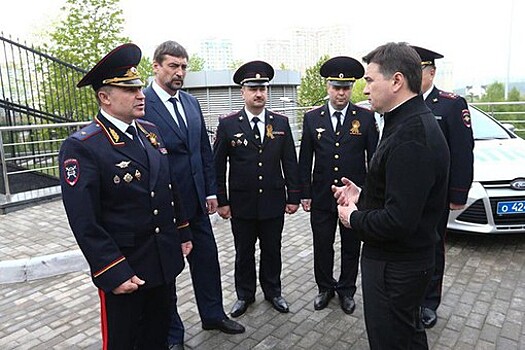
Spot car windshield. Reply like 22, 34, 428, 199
470, 106, 514, 140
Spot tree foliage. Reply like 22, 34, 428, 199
298, 55, 330, 107
40, 0, 132, 122
351, 79, 367, 104
188, 54, 205, 72
228, 59, 244, 70
46, 0, 130, 70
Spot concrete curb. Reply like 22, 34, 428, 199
0, 249, 88, 284
0, 213, 223, 284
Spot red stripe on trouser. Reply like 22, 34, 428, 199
98, 289, 108, 350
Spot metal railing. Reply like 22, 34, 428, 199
0, 122, 88, 201
471, 101, 525, 136
1, 101, 524, 205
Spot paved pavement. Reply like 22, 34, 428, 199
1, 199, 525, 349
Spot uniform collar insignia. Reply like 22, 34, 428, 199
109, 128, 120, 143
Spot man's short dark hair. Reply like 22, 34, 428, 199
362, 42, 422, 94
153, 40, 189, 63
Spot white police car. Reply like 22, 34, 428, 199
448, 105, 525, 234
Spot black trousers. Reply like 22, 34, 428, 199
168, 211, 227, 345
422, 209, 449, 310
311, 208, 360, 296
361, 256, 432, 350
99, 283, 172, 350
230, 216, 284, 300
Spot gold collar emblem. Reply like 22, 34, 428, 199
109, 128, 120, 142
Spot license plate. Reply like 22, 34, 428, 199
496, 200, 525, 215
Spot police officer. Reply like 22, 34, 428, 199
59, 43, 192, 350
213, 61, 301, 317
411, 45, 474, 328
299, 56, 378, 314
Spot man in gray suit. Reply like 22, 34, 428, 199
143, 40, 244, 350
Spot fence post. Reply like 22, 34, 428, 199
0, 130, 12, 201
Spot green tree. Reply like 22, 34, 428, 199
298, 55, 330, 107
41, 0, 131, 122
481, 82, 505, 102
46, 0, 130, 70
351, 79, 367, 104
138, 56, 153, 85
228, 59, 244, 70
188, 54, 205, 72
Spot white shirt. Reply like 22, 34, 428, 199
100, 109, 140, 141
328, 103, 349, 131
152, 81, 188, 127
245, 108, 265, 141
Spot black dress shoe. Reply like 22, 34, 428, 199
230, 299, 254, 318
421, 307, 437, 328
267, 296, 289, 313
314, 290, 335, 310
340, 295, 356, 315
202, 317, 246, 334
168, 344, 185, 350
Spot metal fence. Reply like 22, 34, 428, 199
0, 34, 97, 205
471, 101, 525, 137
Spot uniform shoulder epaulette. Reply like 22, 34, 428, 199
137, 118, 156, 128
268, 110, 288, 119
354, 103, 372, 112
219, 111, 240, 120
71, 122, 101, 141
439, 90, 459, 100
306, 105, 323, 113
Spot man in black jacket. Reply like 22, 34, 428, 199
334, 42, 450, 350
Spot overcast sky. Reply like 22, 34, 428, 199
2, 0, 523, 89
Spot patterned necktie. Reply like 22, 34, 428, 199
334, 111, 342, 134
252, 117, 261, 143
168, 97, 188, 135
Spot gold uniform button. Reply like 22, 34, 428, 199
155, 227, 160, 234
334, 167, 339, 171
173, 218, 177, 224
258, 162, 263, 167
259, 149, 263, 154
171, 201, 174, 207
150, 191, 155, 198
259, 188, 263, 193
335, 142, 340, 147
334, 179, 339, 184
258, 175, 263, 180
334, 154, 339, 159
153, 209, 159, 215
168, 184, 172, 190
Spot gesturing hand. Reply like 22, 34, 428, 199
332, 177, 361, 206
